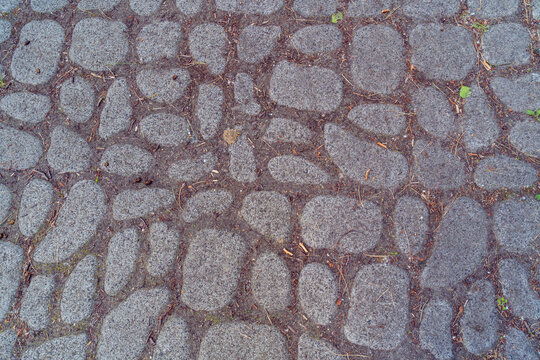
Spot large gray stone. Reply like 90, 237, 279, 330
112, 188, 174, 221
0, 126, 42, 170
196, 84, 223, 140
146, 222, 180, 277
18, 179, 53, 236
198, 322, 287, 360
494, 199, 539, 254
251, 252, 291, 312
468, 0, 519, 18
59, 76, 95, 124
78, 0, 121, 11
504, 328, 538, 360
0, 241, 23, 321
462, 84, 499, 152
393, 196, 428, 255
21, 334, 87, 360
0, 0, 19, 12
351, 25, 404, 94
153, 316, 191, 360
491, 74, 540, 113
104, 227, 140, 296
411, 86, 454, 138
263, 118, 313, 144
100, 144, 155, 176
167, 152, 216, 182
270, 61, 342, 112
291, 25, 342, 54
509, 121, 540, 158
33, 180, 106, 263
10, 20, 64, 85
99, 78, 132, 139
0, 19, 11, 43
176, 0, 202, 15
60, 255, 97, 324
31, 0, 68, 12
268, 155, 330, 184
129, 0, 162, 15
403, 0, 459, 19
97, 288, 170, 360
20, 275, 54, 330
189, 23, 226, 75
473, 156, 536, 190
237, 25, 281, 64
0, 184, 10, 225
140, 113, 190, 146
69, 18, 128, 71
47, 126, 91, 174
294, 0, 336, 16
301, 195, 381, 253
182, 189, 233, 223
410, 24, 475, 80
215, 0, 283, 14
347, 0, 393, 17
240, 191, 291, 242
482, 23, 530, 66
419, 299, 453, 360
298, 263, 337, 325
233, 73, 260, 115
499, 259, 540, 321
345, 264, 409, 350
421, 197, 487, 289
0, 92, 51, 124
136, 68, 190, 103
297, 334, 341, 360
0, 330, 16, 360
347, 103, 406, 135
181, 229, 246, 311
229, 133, 257, 183
324, 123, 408, 189
137, 21, 181, 63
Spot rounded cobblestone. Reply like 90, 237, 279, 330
482, 23, 530, 66
153, 316, 191, 360
347, 103, 406, 136
509, 121, 540, 158
491, 74, 540, 113
0, 329, 16, 360
1, 92, 51, 124
168, 152, 216, 182
189, 23, 227, 75
0, 19, 11, 43
18, 179, 53, 236
112, 188, 174, 221
473, 155, 536, 190
268, 155, 330, 184
493, 198, 539, 254
411, 86, 455, 138
393, 196, 428, 256
140, 113, 190, 146
499, 259, 540, 321
182, 189, 233, 223
31, 0, 68, 12
215, 0, 283, 14
100, 144, 155, 176
137, 21, 181, 63
21, 334, 87, 360
291, 25, 342, 54
419, 299, 453, 360
462, 84, 499, 152
0, 184, 11, 225
196, 84, 223, 140
59, 76, 95, 124
468, 0, 519, 18
298, 263, 337, 326
99, 78, 132, 139
0, 241, 23, 321
237, 25, 280, 64
104, 227, 140, 296
263, 118, 313, 144
146, 222, 180, 277
297, 333, 341, 360
240, 191, 291, 242
251, 252, 291, 312
136, 68, 190, 104
47, 126, 91, 174
20, 275, 54, 330
0, 126, 42, 170
60, 255, 97, 324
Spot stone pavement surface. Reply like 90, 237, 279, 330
0, 0, 539, 359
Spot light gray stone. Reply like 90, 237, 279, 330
233, 73, 260, 115
294, 0, 337, 16
0, 0, 19, 12
0, 241, 23, 321
104, 227, 140, 296
411, 86, 454, 138
18, 179, 53, 236
189, 23, 227, 75
491, 74, 540, 113
462, 84, 499, 152
499, 259, 540, 321
33, 180, 106, 263
47, 126, 91, 174
270, 61, 342, 112
99, 78, 132, 139
0, 330, 16, 360
299, 263, 337, 325
345, 264, 409, 350
0, 125, 42, 170
393, 196, 428, 255
140, 113, 190, 146
196, 84, 223, 140
69, 18, 128, 71
181, 229, 246, 311
410, 24, 475, 80
59, 76, 95, 123
112, 188, 174, 221
31, 0, 68, 12
100, 144, 155, 176
291, 25, 342, 54
168, 152, 216, 182
198, 322, 287, 360
324, 123, 408, 189
215, 0, 284, 14
348, 103, 406, 135
0, 19, 11, 43
0, 184, 10, 225
268, 155, 330, 184
301, 195, 381, 253
229, 133, 257, 183
97, 288, 170, 360
0, 92, 51, 124
421, 197, 487, 289
20, 275, 54, 330
78, 0, 121, 11
251, 252, 291, 312
60, 255, 97, 324
137, 21, 181, 63
534, 0, 540, 20
263, 118, 313, 144
176, 0, 202, 15
182, 189, 233, 223
482, 23, 530, 66
347, 0, 393, 17
509, 121, 540, 158
468, 0, 519, 18
237, 25, 281, 64
504, 328, 538, 360
10, 20, 64, 85
240, 191, 291, 242
147, 222, 180, 277
130, 0, 162, 15
136, 68, 190, 103
298, 334, 341, 360
473, 155, 536, 190
153, 316, 191, 360
403, 0, 459, 19
419, 300, 453, 360
21, 334, 87, 360
494, 199, 539, 254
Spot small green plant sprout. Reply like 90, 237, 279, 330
460, 86, 472, 99
525, 109, 540, 122
472, 22, 490, 32
496, 296, 508, 311
0, 74, 7, 88
331, 11, 343, 23
535, 194, 540, 201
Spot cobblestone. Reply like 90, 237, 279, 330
0, 19, 11, 43
1, 92, 51, 124
491, 74, 540, 113
153, 316, 191, 360
129, 0, 162, 15
140, 113, 190, 146
0, 241, 23, 321
30, 0, 67, 12
298, 262, 337, 325
182, 189, 233, 223
20, 274, 54, 330
251, 252, 291, 312
99, 78, 132, 139
504, 328, 538, 360
196, 84, 223, 140
137, 22, 181, 63
493, 198, 539, 254
268, 155, 330, 184
18, 178, 53, 236
60, 255, 97, 324
59, 76, 95, 124
468, 0, 519, 18
237, 25, 280, 64
347, 103, 406, 136
215, 0, 283, 14
168, 152, 216, 182
393, 196, 428, 255
0, 184, 11, 225
297, 333, 341, 360
462, 84, 499, 152
473, 155, 536, 190
100, 144, 155, 176
0, 126, 42, 170
104, 227, 140, 296
189, 24, 227, 75
291, 25, 342, 54
0, 329, 16, 360
419, 299, 453, 360
136, 68, 190, 104
482, 23, 530, 66
499, 259, 540, 321
47, 125, 91, 174
112, 188, 174, 221
411, 86, 454, 138
146, 222, 180, 277
263, 118, 313, 144
509, 121, 540, 158
240, 191, 291, 242
21, 334, 87, 360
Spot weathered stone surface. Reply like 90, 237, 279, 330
237, 25, 280, 63
100, 144, 154, 176
233, 73, 260, 115
0, 19, 11, 43
0, 0, 19, 12
18, 179, 53, 236
130, 0, 162, 15
494, 199, 539, 254
491, 74, 540, 113
20, 275, 54, 330
482, 23, 530, 66
461, 280, 498, 356
147, 222, 180, 277
268, 155, 330, 184
410, 24, 475, 80
534, 0, 540, 20
60, 76, 95, 123
78, 0, 121, 11
137, 21, 181, 63
324, 123, 408, 189
182, 189, 233, 223
0, 241, 23, 321
294, 0, 336, 16
215, 0, 283, 14
297, 334, 340, 360
168, 152, 216, 182
412, 140, 466, 190
403, 0, 459, 19
60, 255, 97, 324
251, 252, 291, 312
140, 113, 190, 146
301, 195, 381, 253
468, 0, 519, 18
509, 121, 540, 158
411, 86, 454, 138
270, 61, 342, 112
112, 188, 174, 221
47, 126, 91, 174
0, 126, 42, 170
240, 191, 291, 242
462, 84, 499, 152
181, 229, 246, 311
348, 103, 406, 135
176, 0, 202, 15
33, 180, 106, 263
421, 197, 487, 289
347, 0, 393, 17
504, 328, 538, 360
198, 322, 287, 360
10, 20, 64, 85
0, 184, 10, 225
153, 316, 191, 360
393, 196, 428, 255
196, 84, 223, 140
0, 330, 16, 360
104, 227, 140, 296
291, 25, 341, 54
229, 133, 257, 183
419, 299, 453, 360
189, 23, 226, 75
31, 0, 68, 12
69, 18, 128, 71
136, 68, 190, 103
473, 156, 536, 190
351, 25, 404, 94
263, 118, 313, 144
499, 259, 540, 321
299, 263, 337, 325
345, 264, 409, 350
97, 288, 170, 360
99, 78, 132, 139
21, 334, 87, 360
0, 92, 51, 124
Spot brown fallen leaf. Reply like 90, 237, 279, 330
223, 129, 240, 145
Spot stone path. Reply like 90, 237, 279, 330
0, 0, 539, 359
